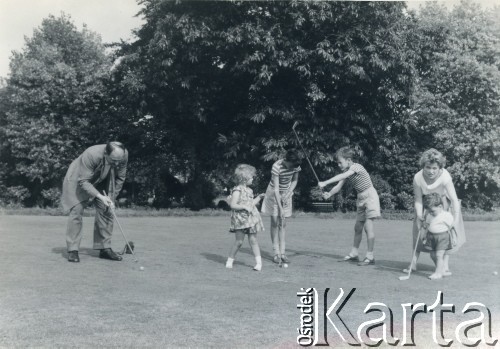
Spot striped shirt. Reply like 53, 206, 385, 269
347, 163, 373, 193
269, 159, 301, 191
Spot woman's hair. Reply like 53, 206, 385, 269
423, 192, 443, 210
234, 164, 256, 184
335, 146, 357, 161
419, 148, 446, 169
284, 149, 301, 166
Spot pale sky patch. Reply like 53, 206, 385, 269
0, 0, 144, 78
0, 0, 498, 79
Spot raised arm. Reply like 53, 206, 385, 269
318, 170, 354, 188
323, 180, 345, 200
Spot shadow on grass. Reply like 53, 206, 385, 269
201, 248, 283, 267
374, 259, 435, 274
285, 249, 344, 261
52, 246, 100, 259
230, 248, 342, 263
200, 252, 250, 267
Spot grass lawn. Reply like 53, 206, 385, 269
0, 214, 499, 348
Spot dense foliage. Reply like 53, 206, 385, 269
0, 1, 498, 210
0, 14, 114, 206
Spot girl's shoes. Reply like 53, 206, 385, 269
340, 254, 359, 262
281, 255, 290, 263
443, 270, 452, 276
428, 273, 443, 280
253, 264, 262, 271
358, 257, 375, 266
273, 255, 281, 264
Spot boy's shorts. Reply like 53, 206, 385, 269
260, 185, 293, 218
356, 187, 381, 222
423, 231, 452, 251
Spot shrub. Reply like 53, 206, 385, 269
396, 191, 414, 211
379, 192, 396, 210
41, 187, 61, 207
0, 185, 31, 206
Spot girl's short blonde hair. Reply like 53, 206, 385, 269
234, 164, 256, 184
419, 148, 446, 169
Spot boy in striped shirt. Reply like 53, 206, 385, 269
261, 149, 301, 264
319, 147, 381, 266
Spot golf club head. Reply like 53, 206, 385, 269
125, 241, 134, 254
292, 121, 299, 131
399, 275, 410, 281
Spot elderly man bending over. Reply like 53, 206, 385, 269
61, 142, 128, 263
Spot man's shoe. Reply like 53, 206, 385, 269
99, 248, 123, 261
357, 257, 375, 266
68, 250, 80, 263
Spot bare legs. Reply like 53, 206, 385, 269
407, 218, 452, 275
351, 219, 375, 260
227, 230, 262, 270
270, 216, 286, 258
429, 250, 445, 279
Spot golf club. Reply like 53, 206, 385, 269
278, 216, 284, 268
292, 121, 320, 184
399, 226, 423, 281
104, 191, 139, 263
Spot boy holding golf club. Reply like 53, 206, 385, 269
319, 147, 380, 266
226, 164, 265, 271
261, 149, 301, 265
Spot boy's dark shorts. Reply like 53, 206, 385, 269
424, 232, 452, 251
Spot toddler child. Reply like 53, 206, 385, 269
226, 164, 265, 271
422, 192, 454, 280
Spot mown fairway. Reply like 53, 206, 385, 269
0, 215, 499, 348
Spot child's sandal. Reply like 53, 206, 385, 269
339, 255, 359, 262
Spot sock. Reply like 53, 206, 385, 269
350, 247, 359, 257
226, 257, 234, 268
254, 256, 262, 271
366, 251, 374, 260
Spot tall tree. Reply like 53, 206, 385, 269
0, 14, 113, 206
408, 1, 500, 209
116, 0, 414, 207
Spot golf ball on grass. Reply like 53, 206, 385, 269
139, 266, 144, 271
493, 271, 498, 276
283, 263, 288, 268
